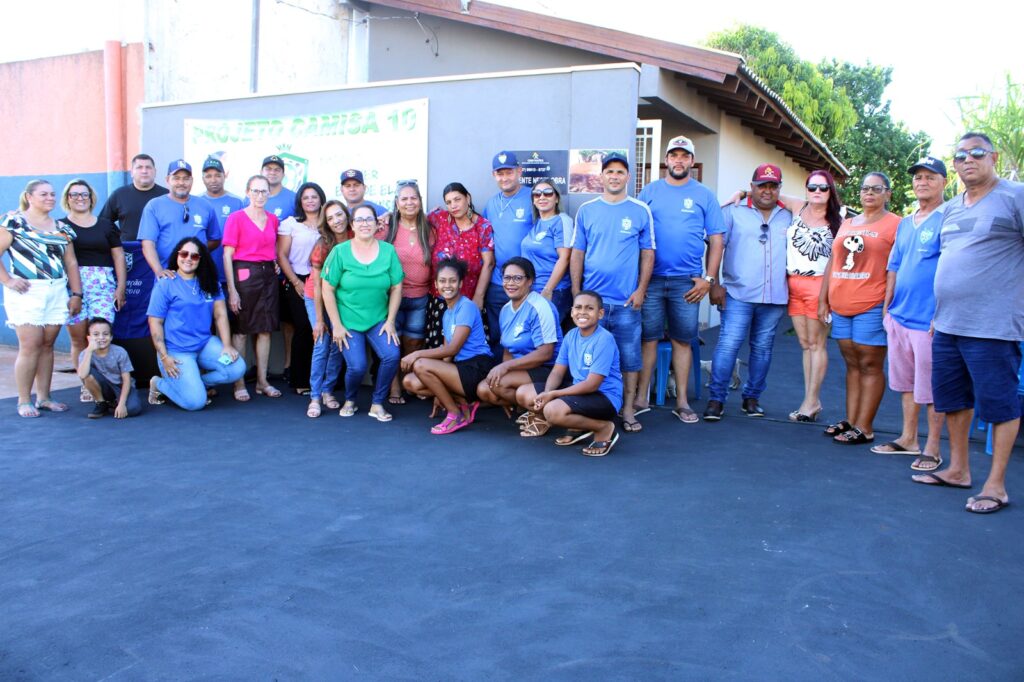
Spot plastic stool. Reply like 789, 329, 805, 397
654, 337, 701, 406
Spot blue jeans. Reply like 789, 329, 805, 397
641, 275, 701, 341
88, 367, 143, 416
304, 297, 344, 401
341, 320, 401, 404
709, 295, 786, 403
485, 286, 509, 359
599, 303, 642, 372
156, 336, 247, 411
549, 288, 573, 323
396, 294, 429, 340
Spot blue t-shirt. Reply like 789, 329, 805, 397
572, 197, 655, 305
521, 213, 573, 292
146, 276, 224, 354
484, 185, 534, 285
499, 291, 562, 364
243, 187, 297, 221
137, 195, 223, 268
638, 178, 725, 277
348, 199, 389, 218
443, 296, 491, 361
203, 192, 244, 281
887, 207, 945, 331
555, 326, 623, 412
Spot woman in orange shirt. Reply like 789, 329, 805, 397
818, 172, 899, 445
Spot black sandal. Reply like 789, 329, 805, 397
823, 420, 852, 437
833, 427, 874, 445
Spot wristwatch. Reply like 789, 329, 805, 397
70, 292, 83, 298
703, 276, 716, 285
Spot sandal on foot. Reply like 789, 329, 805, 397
824, 420, 852, 436
672, 407, 699, 424
368, 408, 393, 422
388, 394, 406, 405
632, 406, 651, 417
233, 388, 250, 402
520, 415, 550, 438
622, 418, 643, 433
322, 394, 340, 410
833, 427, 873, 445
910, 454, 943, 472
965, 495, 1010, 514
339, 403, 358, 417
582, 431, 619, 457
516, 411, 531, 425
555, 429, 593, 446
149, 378, 167, 405
35, 399, 68, 412
871, 441, 922, 455
17, 403, 40, 418
912, 472, 972, 489
256, 384, 282, 398
431, 412, 468, 435
461, 401, 480, 425
307, 401, 322, 418
790, 408, 822, 422
79, 386, 94, 403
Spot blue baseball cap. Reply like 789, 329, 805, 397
908, 155, 947, 178
262, 154, 285, 169
202, 156, 224, 173
340, 169, 365, 184
492, 151, 519, 171
601, 152, 629, 170
167, 159, 192, 175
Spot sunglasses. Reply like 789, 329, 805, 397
532, 188, 556, 197
182, 204, 190, 224
806, 184, 830, 193
860, 184, 888, 194
177, 250, 201, 262
758, 223, 770, 245
953, 148, 994, 162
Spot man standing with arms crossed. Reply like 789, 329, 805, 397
483, 151, 534, 357
99, 153, 169, 241
912, 133, 1024, 514
635, 136, 725, 423
571, 152, 654, 433
874, 156, 947, 470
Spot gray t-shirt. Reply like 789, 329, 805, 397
934, 179, 1024, 340
78, 345, 135, 387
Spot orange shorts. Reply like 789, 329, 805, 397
787, 274, 823, 319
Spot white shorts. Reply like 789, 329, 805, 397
3, 278, 70, 328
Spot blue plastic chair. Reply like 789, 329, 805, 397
653, 337, 701, 405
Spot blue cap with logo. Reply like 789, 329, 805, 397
492, 151, 519, 171
202, 156, 224, 173
262, 155, 285, 169
167, 159, 192, 175
908, 155, 947, 178
340, 169, 365, 184
600, 151, 629, 170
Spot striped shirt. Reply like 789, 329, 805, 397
2, 215, 76, 280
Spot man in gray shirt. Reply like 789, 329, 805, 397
912, 132, 1024, 514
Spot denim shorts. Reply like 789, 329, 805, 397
931, 331, 1022, 424
641, 275, 701, 342
831, 303, 886, 346
395, 295, 429, 340
599, 303, 642, 372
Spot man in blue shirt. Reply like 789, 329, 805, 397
570, 152, 654, 432
200, 155, 244, 284
138, 160, 222, 279
636, 136, 725, 424
704, 164, 791, 420
260, 155, 296, 220
483, 151, 534, 358
340, 168, 388, 217
875, 156, 947, 469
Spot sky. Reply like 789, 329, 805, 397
0, 0, 1015, 155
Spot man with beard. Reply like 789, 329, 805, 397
99, 153, 169, 241
634, 136, 725, 423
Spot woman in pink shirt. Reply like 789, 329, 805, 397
223, 175, 281, 400
382, 180, 434, 404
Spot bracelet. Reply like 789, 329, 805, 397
70, 292, 83, 298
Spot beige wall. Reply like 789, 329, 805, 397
715, 114, 809, 201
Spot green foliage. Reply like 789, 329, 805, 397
820, 60, 930, 213
955, 74, 1024, 181
706, 26, 857, 144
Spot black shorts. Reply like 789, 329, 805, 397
457, 354, 495, 403
531, 382, 616, 420
528, 367, 571, 389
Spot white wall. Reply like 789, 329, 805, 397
715, 114, 810, 202
145, 0, 350, 103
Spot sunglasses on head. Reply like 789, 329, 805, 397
177, 250, 201, 262
953, 148, 993, 162
806, 184, 830, 193
532, 188, 556, 197
396, 179, 418, 188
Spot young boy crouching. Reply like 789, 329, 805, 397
77, 317, 143, 419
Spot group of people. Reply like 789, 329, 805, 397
2, 133, 1022, 511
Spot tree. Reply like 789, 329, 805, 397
819, 60, 930, 212
955, 74, 1024, 181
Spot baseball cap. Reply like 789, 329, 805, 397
167, 159, 192, 175
340, 169, 365, 184
202, 156, 224, 173
908, 155, 947, 178
751, 163, 783, 185
600, 151, 629, 170
666, 135, 695, 155
262, 155, 285, 169
492, 151, 519, 171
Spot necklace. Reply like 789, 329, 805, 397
497, 193, 516, 218
401, 221, 418, 246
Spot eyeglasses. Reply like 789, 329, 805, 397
68, 192, 91, 200
249, 189, 269, 196
860, 184, 887, 194
177, 250, 201, 262
532, 189, 556, 197
758, 223, 770, 245
182, 204, 190, 224
502, 274, 527, 283
806, 184, 829, 193
953, 148, 994, 162
396, 179, 419, 188
352, 216, 376, 224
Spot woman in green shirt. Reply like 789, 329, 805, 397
321, 204, 404, 422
